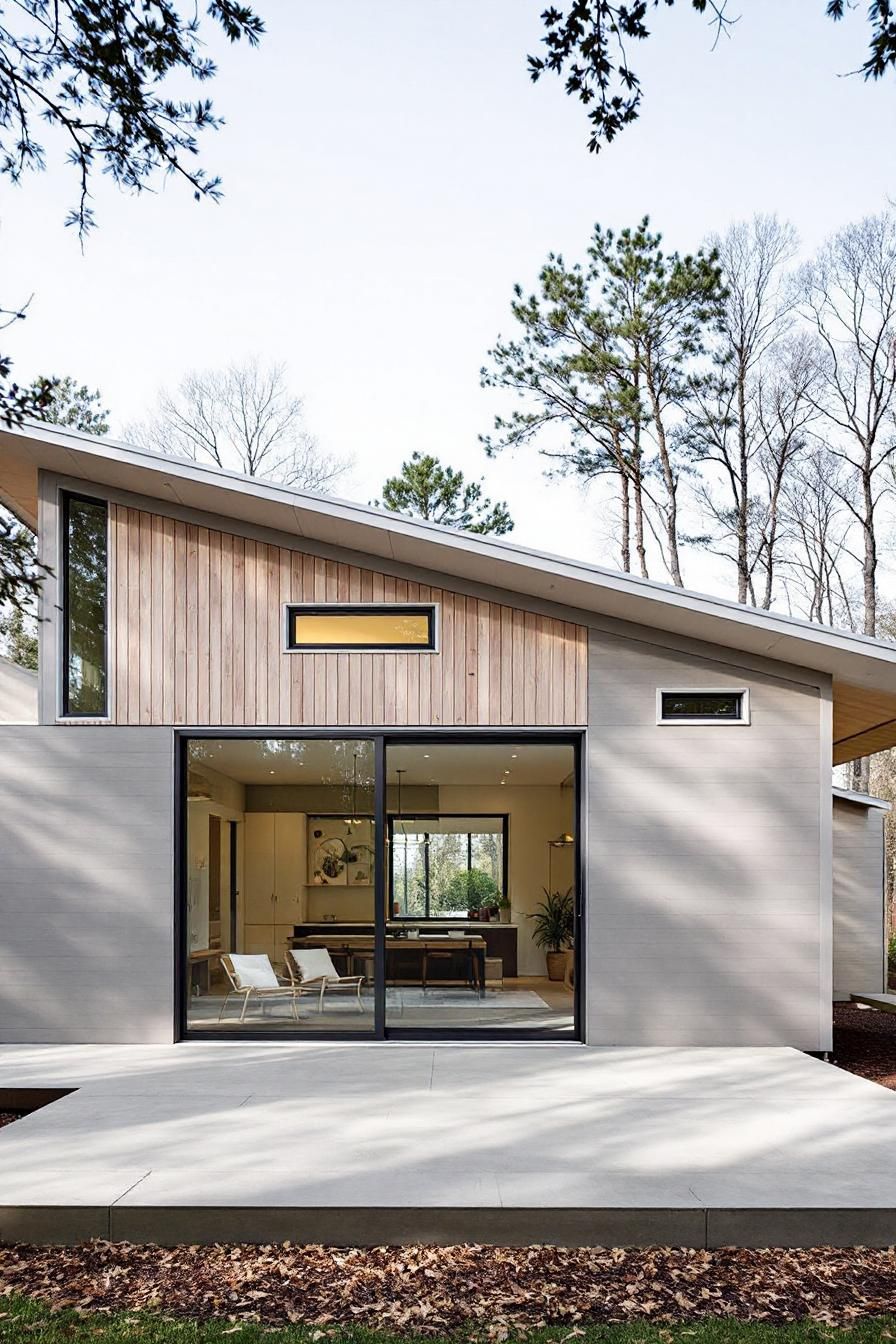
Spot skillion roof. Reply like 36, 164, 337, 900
2, 419, 896, 763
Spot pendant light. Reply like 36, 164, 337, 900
344, 750, 363, 830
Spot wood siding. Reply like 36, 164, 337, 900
108, 505, 588, 727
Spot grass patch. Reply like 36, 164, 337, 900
3, 1296, 896, 1344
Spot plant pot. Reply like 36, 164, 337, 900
499, 907, 511, 924
545, 950, 567, 982
467, 909, 479, 921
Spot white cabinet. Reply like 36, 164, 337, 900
242, 813, 306, 961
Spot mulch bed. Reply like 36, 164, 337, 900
2, 1243, 896, 1334
832, 1002, 896, 1089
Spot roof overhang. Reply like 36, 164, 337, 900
3, 419, 896, 762
832, 787, 893, 812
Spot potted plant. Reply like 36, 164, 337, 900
445, 868, 500, 922
529, 888, 574, 981
497, 894, 511, 924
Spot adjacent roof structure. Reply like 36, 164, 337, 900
832, 787, 893, 812
3, 419, 896, 762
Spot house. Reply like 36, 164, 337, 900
1, 418, 895, 1049
832, 787, 891, 1001
0, 655, 37, 724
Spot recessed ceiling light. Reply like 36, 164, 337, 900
269, 769, 276, 774
503, 770, 510, 775
500, 779, 506, 785
423, 754, 430, 759
511, 753, 518, 759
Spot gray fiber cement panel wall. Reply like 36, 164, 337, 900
0, 726, 174, 1043
832, 798, 886, 999
586, 628, 825, 1049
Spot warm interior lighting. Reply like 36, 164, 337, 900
289, 606, 434, 649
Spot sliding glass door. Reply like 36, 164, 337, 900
181, 736, 377, 1036
383, 740, 578, 1038
179, 732, 580, 1040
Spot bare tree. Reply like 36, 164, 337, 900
799, 210, 896, 638
682, 215, 798, 603
752, 334, 819, 609
130, 360, 348, 492
780, 448, 857, 628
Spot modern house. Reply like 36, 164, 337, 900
1, 419, 895, 1050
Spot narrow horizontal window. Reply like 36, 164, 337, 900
62, 493, 108, 717
286, 603, 436, 651
659, 690, 748, 723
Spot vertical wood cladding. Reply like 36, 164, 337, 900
109, 505, 588, 726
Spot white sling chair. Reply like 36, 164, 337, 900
286, 947, 366, 1014
219, 953, 310, 1023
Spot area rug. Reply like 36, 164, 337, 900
388, 988, 551, 1010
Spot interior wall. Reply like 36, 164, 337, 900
438, 784, 575, 976
186, 764, 246, 957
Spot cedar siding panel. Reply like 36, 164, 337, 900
108, 504, 587, 726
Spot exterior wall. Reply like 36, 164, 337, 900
105, 504, 587, 728
0, 656, 37, 723
832, 797, 886, 999
0, 726, 174, 1043
585, 627, 828, 1049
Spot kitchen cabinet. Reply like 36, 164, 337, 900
242, 813, 306, 960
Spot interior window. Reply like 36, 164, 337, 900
62, 493, 108, 717
391, 816, 505, 918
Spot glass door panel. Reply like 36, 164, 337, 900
184, 736, 376, 1034
384, 741, 577, 1037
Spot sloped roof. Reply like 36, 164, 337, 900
832, 787, 892, 812
2, 418, 896, 762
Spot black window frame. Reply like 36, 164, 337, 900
388, 813, 509, 920
61, 490, 109, 719
284, 602, 437, 652
659, 689, 747, 723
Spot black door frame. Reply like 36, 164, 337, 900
174, 727, 584, 1043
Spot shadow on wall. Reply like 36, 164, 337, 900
0, 726, 174, 1043
586, 636, 824, 1049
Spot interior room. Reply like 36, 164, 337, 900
183, 735, 578, 1037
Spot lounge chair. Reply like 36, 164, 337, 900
286, 946, 366, 1013
218, 953, 309, 1023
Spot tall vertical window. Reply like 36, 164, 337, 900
62, 493, 108, 717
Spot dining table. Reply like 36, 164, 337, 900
290, 932, 487, 996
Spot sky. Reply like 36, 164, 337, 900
3, 0, 895, 599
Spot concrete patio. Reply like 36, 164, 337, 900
0, 1042, 895, 1248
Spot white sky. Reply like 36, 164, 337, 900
3, 0, 895, 600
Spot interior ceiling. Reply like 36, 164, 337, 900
833, 681, 896, 765
188, 739, 575, 787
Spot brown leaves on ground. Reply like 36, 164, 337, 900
832, 1002, 896, 1090
1, 1243, 896, 1335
